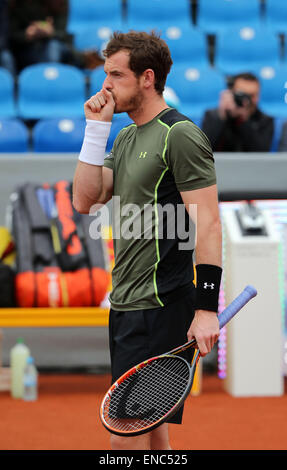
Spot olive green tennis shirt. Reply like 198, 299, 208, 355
103, 108, 216, 311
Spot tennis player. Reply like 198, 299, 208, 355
73, 31, 222, 451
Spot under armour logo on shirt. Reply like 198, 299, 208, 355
203, 282, 215, 289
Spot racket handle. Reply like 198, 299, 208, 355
218, 285, 257, 329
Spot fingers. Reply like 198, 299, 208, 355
188, 330, 219, 357
86, 92, 107, 113
195, 336, 210, 357
102, 87, 113, 101
102, 87, 116, 109
196, 335, 218, 357
196, 342, 208, 357
85, 89, 115, 118
207, 333, 220, 355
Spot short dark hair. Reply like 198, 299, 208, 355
232, 72, 260, 85
103, 30, 173, 94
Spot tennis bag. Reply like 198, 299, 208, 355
0, 262, 15, 307
10, 180, 111, 308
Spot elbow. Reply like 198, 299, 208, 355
72, 196, 91, 214
72, 184, 101, 214
73, 193, 105, 214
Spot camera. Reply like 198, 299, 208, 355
233, 91, 252, 107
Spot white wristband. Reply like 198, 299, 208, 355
78, 120, 112, 166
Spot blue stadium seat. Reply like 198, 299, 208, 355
166, 65, 226, 121
106, 114, 134, 152
163, 86, 181, 109
265, 0, 287, 34
33, 118, 86, 152
192, 116, 202, 128
0, 119, 29, 152
163, 86, 202, 126
215, 26, 281, 75
0, 68, 16, 118
161, 25, 209, 67
126, 0, 192, 30
90, 66, 107, 95
197, 0, 262, 35
258, 65, 287, 118
67, 0, 123, 35
74, 23, 122, 54
270, 117, 287, 152
18, 63, 86, 119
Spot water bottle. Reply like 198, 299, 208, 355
10, 338, 30, 398
23, 356, 38, 401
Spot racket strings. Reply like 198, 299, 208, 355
102, 356, 191, 432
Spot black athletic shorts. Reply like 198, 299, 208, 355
108, 283, 196, 425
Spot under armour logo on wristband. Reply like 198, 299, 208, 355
203, 282, 215, 289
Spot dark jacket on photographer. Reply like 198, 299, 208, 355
201, 107, 274, 152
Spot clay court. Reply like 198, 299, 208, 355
1, 373, 286, 450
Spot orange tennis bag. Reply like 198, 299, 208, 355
11, 180, 110, 308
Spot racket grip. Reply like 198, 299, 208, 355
218, 285, 257, 329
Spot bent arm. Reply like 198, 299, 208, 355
72, 89, 115, 214
73, 163, 113, 214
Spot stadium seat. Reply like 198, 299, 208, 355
0, 119, 29, 152
191, 116, 202, 128
258, 65, 287, 118
18, 63, 86, 119
74, 23, 123, 55
163, 86, 181, 109
33, 118, 86, 152
270, 117, 287, 152
106, 114, 134, 152
161, 25, 209, 67
197, 0, 262, 35
67, 0, 123, 35
126, 0, 192, 30
0, 68, 16, 118
215, 26, 281, 75
90, 66, 107, 95
265, 0, 287, 34
166, 65, 226, 121
163, 86, 203, 126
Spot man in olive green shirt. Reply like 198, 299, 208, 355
73, 31, 222, 451
104, 110, 216, 311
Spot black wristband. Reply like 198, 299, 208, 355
194, 264, 222, 313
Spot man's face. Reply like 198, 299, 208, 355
103, 50, 144, 114
232, 78, 260, 111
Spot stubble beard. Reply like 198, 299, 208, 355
113, 85, 144, 115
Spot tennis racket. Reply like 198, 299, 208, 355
100, 285, 257, 437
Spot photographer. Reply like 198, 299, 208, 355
201, 72, 274, 152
